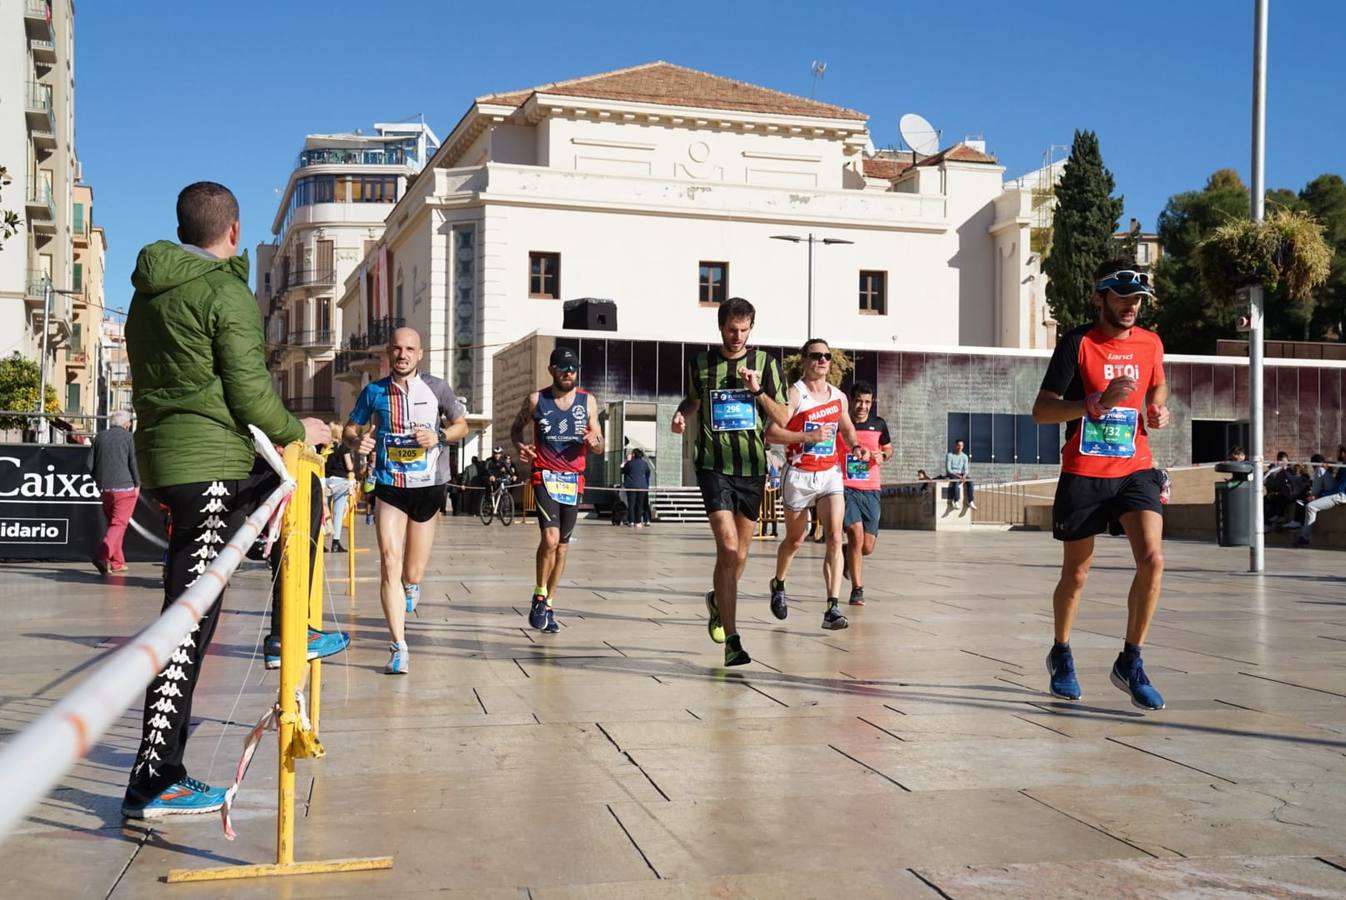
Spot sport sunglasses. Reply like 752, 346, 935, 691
554, 365, 578, 374
1095, 270, 1156, 298
807, 352, 833, 362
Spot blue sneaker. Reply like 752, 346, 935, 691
405, 583, 420, 614
528, 595, 548, 630
542, 605, 560, 634
264, 627, 351, 670
1046, 644, 1082, 700
385, 641, 409, 675
122, 776, 225, 819
1111, 652, 1165, 710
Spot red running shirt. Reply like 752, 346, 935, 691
784, 381, 845, 472
1040, 324, 1166, 478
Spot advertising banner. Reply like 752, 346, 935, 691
0, 444, 166, 561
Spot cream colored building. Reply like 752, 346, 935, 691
255, 122, 439, 419
56, 182, 106, 428
335, 62, 1057, 448
100, 318, 131, 418
0, 0, 78, 406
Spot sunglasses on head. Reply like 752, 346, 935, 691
1095, 270, 1154, 297
807, 352, 832, 362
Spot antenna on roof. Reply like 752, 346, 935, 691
810, 60, 827, 97
898, 112, 941, 159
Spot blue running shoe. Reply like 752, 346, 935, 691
405, 583, 420, 614
705, 591, 725, 644
122, 776, 225, 819
542, 605, 560, 634
769, 579, 789, 620
1046, 644, 1082, 700
264, 627, 351, 670
529, 594, 548, 630
385, 641, 409, 675
1111, 653, 1165, 710
821, 601, 849, 630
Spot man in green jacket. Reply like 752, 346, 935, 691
121, 182, 348, 819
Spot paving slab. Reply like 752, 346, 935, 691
1, 520, 1343, 897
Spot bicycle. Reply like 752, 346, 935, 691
479, 478, 515, 526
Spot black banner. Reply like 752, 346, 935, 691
0, 444, 167, 561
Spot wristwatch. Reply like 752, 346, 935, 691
751, 387, 766, 397
437, 430, 450, 447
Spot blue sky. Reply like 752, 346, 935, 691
76, 0, 1342, 315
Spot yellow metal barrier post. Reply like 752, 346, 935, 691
167, 444, 392, 883
306, 460, 325, 735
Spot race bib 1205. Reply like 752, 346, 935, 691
384, 433, 428, 471
1080, 407, 1138, 458
710, 389, 756, 432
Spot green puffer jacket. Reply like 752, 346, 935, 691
126, 241, 303, 488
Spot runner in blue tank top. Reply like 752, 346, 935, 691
509, 345, 604, 633
343, 328, 467, 674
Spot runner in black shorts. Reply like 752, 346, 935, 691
672, 297, 789, 666
1033, 257, 1170, 710
510, 346, 604, 634
837, 382, 893, 606
345, 327, 467, 674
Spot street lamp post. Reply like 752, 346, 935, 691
35, 277, 81, 445
770, 233, 854, 337
1248, 0, 1268, 573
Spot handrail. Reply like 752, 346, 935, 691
0, 429, 293, 841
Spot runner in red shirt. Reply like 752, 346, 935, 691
837, 381, 893, 607
1033, 257, 1170, 711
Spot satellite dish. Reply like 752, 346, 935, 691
899, 113, 941, 157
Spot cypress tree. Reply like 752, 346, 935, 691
1043, 130, 1126, 332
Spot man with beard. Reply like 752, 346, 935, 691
1033, 258, 1170, 711
510, 346, 604, 633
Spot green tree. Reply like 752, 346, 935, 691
1150, 170, 1250, 353
0, 353, 61, 431
1043, 130, 1125, 332
1301, 174, 1346, 339
0, 165, 20, 250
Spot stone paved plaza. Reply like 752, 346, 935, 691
1, 517, 1345, 898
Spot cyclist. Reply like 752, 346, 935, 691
343, 328, 467, 674
509, 346, 603, 633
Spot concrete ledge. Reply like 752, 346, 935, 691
880, 482, 974, 531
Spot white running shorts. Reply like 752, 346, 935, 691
781, 465, 844, 511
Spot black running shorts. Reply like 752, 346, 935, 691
374, 483, 448, 524
534, 480, 579, 543
1052, 469, 1164, 542
696, 469, 765, 520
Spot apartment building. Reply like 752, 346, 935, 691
59, 182, 107, 426
1, 0, 79, 412
255, 121, 439, 419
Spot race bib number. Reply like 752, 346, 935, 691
384, 433, 428, 471
541, 470, 579, 506
846, 456, 872, 480
803, 420, 837, 458
710, 389, 756, 432
1080, 407, 1138, 458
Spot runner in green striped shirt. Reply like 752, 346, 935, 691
672, 297, 790, 667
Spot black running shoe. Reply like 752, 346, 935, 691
822, 602, 849, 630
769, 579, 789, 620
528, 595, 548, 630
705, 591, 725, 644
724, 633, 751, 667
848, 586, 865, 606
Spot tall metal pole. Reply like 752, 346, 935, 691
36, 277, 52, 445
1248, 0, 1268, 573
806, 233, 815, 338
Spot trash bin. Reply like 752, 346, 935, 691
1214, 461, 1255, 547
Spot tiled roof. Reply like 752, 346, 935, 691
862, 157, 913, 180
478, 61, 867, 122
916, 144, 998, 166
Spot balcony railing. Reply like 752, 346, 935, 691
30, 37, 55, 64
67, 351, 87, 366
285, 396, 336, 415
298, 147, 412, 168
288, 329, 335, 348
24, 82, 54, 134
276, 268, 335, 295
369, 315, 405, 347
25, 184, 55, 228
24, 270, 49, 302
23, 0, 53, 41
335, 347, 379, 375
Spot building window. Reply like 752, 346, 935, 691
529, 252, 560, 299
72, 262, 82, 292
72, 203, 84, 234
698, 262, 728, 306
1136, 243, 1151, 265
947, 412, 1060, 465
859, 270, 886, 315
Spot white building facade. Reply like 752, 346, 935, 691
257, 122, 438, 418
337, 62, 1055, 446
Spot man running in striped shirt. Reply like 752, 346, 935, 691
672, 297, 790, 666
